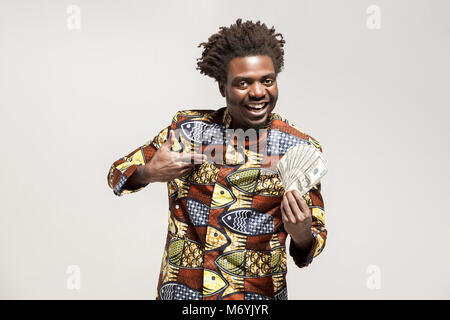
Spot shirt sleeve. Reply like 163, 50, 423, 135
289, 140, 328, 268
107, 112, 181, 196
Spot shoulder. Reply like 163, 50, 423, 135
171, 108, 223, 124
270, 112, 323, 152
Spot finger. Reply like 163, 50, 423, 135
177, 162, 195, 170
179, 152, 206, 164
163, 130, 176, 150
286, 191, 304, 222
178, 166, 194, 176
282, 193, 296, 224
280, 203, 289, 224
169, 129, 176, 144
293, 190, 311, 219
185, 153, 206, 164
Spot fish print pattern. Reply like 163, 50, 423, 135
108, 107, 327, 300
219, 209, 274, 236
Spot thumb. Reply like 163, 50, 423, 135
163, 129, 176, 150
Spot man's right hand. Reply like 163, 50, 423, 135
122, 130, 207, 190
139, 130, 206, 183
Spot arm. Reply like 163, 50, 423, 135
121, 162, 154, 191
107, 125, 170, 196
281, 141, 327, 268
107, 116, 206, 196
287, 182, 327, 268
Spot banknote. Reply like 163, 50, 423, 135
277, 143, 328, 196
296, 155, 328, 196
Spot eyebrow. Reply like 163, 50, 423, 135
232, 73, 277, 82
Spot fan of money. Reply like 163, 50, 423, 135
276, 143, 328, 196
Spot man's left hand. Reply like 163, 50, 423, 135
280, 189, 314, 251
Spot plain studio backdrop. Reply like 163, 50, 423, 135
0, 0, 449, 299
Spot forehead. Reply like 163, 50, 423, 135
226, 55, 275, 79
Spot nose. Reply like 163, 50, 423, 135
249, 81, 265, 99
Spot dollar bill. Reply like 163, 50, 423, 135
296, 155, 328, 196
277, 143, 328, 196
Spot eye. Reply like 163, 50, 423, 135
263, 78, 274, 86
238, 81, 248, 88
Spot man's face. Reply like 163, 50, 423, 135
219, 55, 278, 130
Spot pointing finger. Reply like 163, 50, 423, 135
179, 152, 207, 164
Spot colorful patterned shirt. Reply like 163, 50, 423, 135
107, 107, 327, 300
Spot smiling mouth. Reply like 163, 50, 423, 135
244, 102, 269, 111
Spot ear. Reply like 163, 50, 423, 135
218, 82, 226, 98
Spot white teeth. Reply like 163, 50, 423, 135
246, 103, 266, 110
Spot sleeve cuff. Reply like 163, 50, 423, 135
289, 231, 319, 268
113, 164, 146, 196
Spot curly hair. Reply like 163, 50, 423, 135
196, 18, 286, 84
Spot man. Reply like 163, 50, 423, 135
107, 19, 327, 300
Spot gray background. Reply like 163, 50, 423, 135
1, 0, 449, 299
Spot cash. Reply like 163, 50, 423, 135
276, 143, 328, 196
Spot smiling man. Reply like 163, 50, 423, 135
219, 55, 277, 130
107, 19, 327, 300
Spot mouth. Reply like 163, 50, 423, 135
243, 102, 270, 116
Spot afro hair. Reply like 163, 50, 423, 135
196, 18, 286, 84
